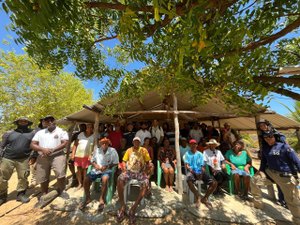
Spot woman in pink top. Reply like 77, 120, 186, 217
143, 137, 154, 160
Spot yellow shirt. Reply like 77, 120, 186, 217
123, 147, 151, 173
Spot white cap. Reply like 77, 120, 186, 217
133, 137, 141, 142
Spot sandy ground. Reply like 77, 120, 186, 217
0, 158, 294, 225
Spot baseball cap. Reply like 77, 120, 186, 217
133, 137, 141, 142
189, 139, 197, 144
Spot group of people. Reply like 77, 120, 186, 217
0, 117, 300, 225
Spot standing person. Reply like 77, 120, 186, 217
180, 123, 190, 139
123, 123, 136, 149
149, 119, 164, 145
143, 137, 154, 161
256, 119, 286, 207
107, 124, 123, 153
185, 139, 217, 208
68, 124, 86, 187
250, 131, 300, 225
30, 115, 69, 198
28, 118, 47, 188
203, 139, 227, 194
0, 117, 35, 205
116, 137, 153, 224
135, 122, 151, 145
189, 123, 203, 144
71, 124, 94, 189
158, 138, 176, 192
223, 123, 240, 148
79, 137, 119, 211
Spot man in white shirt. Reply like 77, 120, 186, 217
135, 122, 151, 145
149, 119, 164, 145
203, 139, 227, 194
30, 115, 69, 197
79, 137, 119, 211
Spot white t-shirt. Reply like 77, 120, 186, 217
150, 126, 164, 143
135, 129, 151, 145
91, 147, 119, 174
75, 132, 94, 158
203, 148, 225, 171
32, 127, 69, 155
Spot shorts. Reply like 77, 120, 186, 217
36, 151, 66, 184
74, 157, 90, 168
231, 168, 250, 176
87, 170, 112, 182
118, 170, 149, 187
186, 171, 214, 185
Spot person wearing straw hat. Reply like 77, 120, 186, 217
79, 137, 119, 211
203, 139, 227, 195
0, 117, 35, 205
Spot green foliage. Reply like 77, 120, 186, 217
289, 101, 300, 122
241, 133, 259, 149
0, 51, 93, 134
2, 0, 300, 112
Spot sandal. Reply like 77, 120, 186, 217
128, 211, 136, 225
98, 203, 105, 212
117, 209, 126, 223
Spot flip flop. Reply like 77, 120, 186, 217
117, 209, 126, 223
98, 203, 105, 212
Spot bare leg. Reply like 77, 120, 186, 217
169, 168, 175, 192
243, 176, 250, 196
202, 180, 217, 204
68, 163, 76, 180
117, 178, 126, 212
233, 174, 241, 195
40, 181, 49, 195
187, 180, 201, 207
76, 167, 83, 188
57, 177, 66, 194
99, 176, 109, 204
163, 167, 170, 190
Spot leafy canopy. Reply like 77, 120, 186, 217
2, 0, 300, 109
0, 51, 93, 134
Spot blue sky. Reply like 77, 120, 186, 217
0, 10, 296, 116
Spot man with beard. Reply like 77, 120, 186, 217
30, 115, 69, 198
0, 117, 35, 205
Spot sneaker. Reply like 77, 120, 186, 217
16, 194, 30, 203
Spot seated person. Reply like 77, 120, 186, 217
185, 139, 217, 208
158, 138, 176, 192
79, 137, 119, 211
203, 139, 227, 194
225, 140, 252, 200
116, 137, 153, 225
180, 137, 191, 174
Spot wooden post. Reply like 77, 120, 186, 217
65, 122, 76, 174
93, 112, 100, 153
173, 93, 183, 195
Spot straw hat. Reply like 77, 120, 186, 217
206, 139, 220, 146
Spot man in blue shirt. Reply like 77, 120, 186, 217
251, 131, 300, 225
185, 139, 217, 208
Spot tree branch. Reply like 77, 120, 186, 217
271, 88, 300, 101
253, 75, 300, 87
85, 2, 153, 13
94, 35, 118, 43
214, 16, 300, 58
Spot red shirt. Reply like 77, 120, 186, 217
108, 131, 123, 151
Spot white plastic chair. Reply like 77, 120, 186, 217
124, 179, 145, 205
